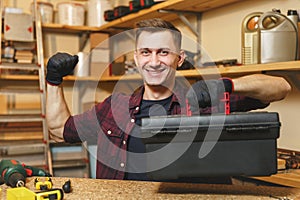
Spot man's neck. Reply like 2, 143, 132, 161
143, 84, 174, 100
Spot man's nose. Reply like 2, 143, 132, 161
149, 53, 160, 66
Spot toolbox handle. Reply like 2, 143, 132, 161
225, 125, 271, 133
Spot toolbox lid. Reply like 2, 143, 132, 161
141, 112, 280, 144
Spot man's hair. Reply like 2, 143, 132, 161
135, 18, 182, 50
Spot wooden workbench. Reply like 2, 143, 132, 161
1, 177, 300, 200
252, 169, 300, 189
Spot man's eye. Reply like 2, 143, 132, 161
159, 51, 169, 56
140, 51, 150, 55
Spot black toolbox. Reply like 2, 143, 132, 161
141, 112, 280, 180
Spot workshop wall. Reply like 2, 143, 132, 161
200, 0, 300, 151
4, 0, 300, 151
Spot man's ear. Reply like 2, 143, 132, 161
177, 50, 185, 68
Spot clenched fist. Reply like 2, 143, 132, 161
186, 78, 233, 113
46, 52, 79, 85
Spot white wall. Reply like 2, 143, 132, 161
200, 0, 300, 150
201, 0, 300, 61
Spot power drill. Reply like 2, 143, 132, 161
0, 159, 51, 187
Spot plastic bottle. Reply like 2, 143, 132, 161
287, 9, 298, 30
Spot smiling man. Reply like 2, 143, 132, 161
134, 26, 184, 91
46, 18, 291, 182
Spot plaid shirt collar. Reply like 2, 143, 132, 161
128, 83, 187, 112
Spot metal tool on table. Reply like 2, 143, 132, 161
35, 177, 53, 190
0, 159, 51, 188
36, 188, 64, 200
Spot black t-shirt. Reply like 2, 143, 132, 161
125, 96, 172, 181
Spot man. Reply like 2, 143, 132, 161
46, 18, 291, 181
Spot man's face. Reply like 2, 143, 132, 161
134, 31, 184, 87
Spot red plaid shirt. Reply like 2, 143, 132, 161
63, 83, 268, 180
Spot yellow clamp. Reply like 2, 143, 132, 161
34, 177, 53, 190
36, 188, 64, 200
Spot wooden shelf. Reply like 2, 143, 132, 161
42, 23, 104, 34
0, 114, 44, 123
73, 60, 300, 82
1, 61, 300, 82
0, 63, 40, 70
99, 0, 241, 33
42, 0, 242, 34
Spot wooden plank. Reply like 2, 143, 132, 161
98, 0, 242, 31
0, 74, 39, 80
1, 61, 300, 82
253, 170, 300, 188
42, 24, 105, 34
99, 60, 300, 81
41, 0, 243, 33
0, 132, 43, 141
0, 121, 43, 141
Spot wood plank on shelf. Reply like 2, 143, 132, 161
0, 63, 39, 70
99, 0, 242, 32
0, 74, 39, 80
0, 88, 41, 94
1, 61, 299, 82
0, 114, 44, 122
41, 0, 242, 34
0, 131, 43, 141
99, 60, 300, 81
42, 23, 104, 34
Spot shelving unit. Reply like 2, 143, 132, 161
2, 60, 300, 82
0, 1, 52, 173
37, 0, 300, 83
42, 0, 241, 34
1, 0, 299, 179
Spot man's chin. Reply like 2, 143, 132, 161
146, 82, 162, 86
145, 79, 164, 86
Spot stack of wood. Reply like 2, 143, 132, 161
0, 121, 43, 142
14, 50, 34, 64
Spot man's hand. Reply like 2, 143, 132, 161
46, 52, 79, 85
186, 78, 233, 113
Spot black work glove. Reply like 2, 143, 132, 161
46, 52, 79, 85
186, 78, 233, 113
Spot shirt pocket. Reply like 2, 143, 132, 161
97, 119, 125, 156
100, 121, 123, 138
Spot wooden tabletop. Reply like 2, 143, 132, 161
252, 169, 300, 189
1, 177, 300, 200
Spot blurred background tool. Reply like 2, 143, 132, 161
0, 159, 51, 188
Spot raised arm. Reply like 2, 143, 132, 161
46, 53, 78, 142
232, 74, 291, 103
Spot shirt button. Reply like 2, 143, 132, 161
123, 140, 126, 145
135, 107, 139, 111
131, 118, 135, 123
120, 162, 125, 168
107, 130, 112, 135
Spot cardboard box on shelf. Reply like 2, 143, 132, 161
111, 62, 125, 76
4, 13, 34, 42
90, 48, 111, 78
91, 48, 110, 63
90, 33, 109, 49
90, 62, 111, 78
